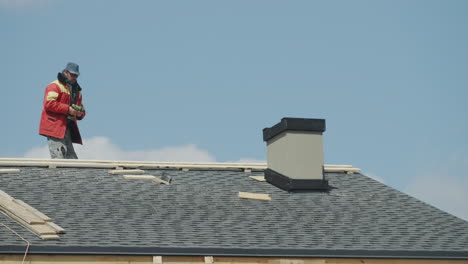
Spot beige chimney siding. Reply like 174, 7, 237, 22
266, 131, 324, 180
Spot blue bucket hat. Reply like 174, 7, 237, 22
64, 62, 80, 76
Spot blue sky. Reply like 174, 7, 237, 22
1, 0, 467, 220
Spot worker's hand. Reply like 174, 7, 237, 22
68, 106, 79, 116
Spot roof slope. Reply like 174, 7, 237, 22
1, 164, 468, 259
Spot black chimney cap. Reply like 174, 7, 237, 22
263, 118, 326, 142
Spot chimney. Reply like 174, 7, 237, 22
263, 117, 328, 191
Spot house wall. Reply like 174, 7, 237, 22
1, 255, 468, 264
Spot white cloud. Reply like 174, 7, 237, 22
405, 174, 468, 222
24, 136, 216, 162
0, 0, 53, 9
233, 158, 266, 164
404, 154, 468, 221
361, 154, 468, 222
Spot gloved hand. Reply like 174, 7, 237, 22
68, 104, 85, 120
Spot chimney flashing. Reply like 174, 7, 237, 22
263, 117, 326, 142
265, 168, 329, 191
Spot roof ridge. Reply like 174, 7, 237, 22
0, 158, 360, 172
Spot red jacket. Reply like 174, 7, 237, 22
39, 77, 85, 144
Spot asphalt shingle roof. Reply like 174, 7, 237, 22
1, 165, 468, 259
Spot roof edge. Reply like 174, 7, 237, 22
1, 246, 467, 260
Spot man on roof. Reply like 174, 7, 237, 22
39, 62, 86, 159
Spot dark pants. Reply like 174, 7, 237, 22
47, 126, 78, 159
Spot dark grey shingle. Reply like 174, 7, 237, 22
0, 166, 467, 259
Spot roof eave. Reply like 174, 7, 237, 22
1, 246, 468, 260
